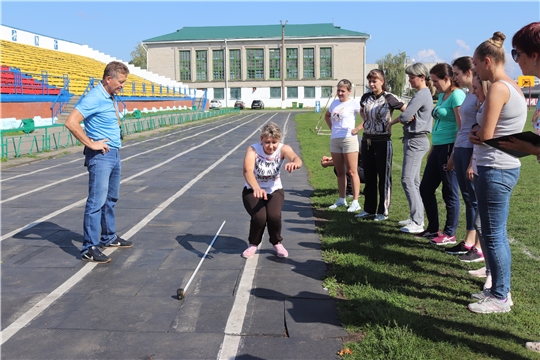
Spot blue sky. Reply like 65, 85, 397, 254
2, 1, 539, 79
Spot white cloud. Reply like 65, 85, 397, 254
452, 39, 472, 59
415, 49, 444, 63
455, 39, 470, 52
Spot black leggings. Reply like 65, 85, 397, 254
242, 187, 285, 246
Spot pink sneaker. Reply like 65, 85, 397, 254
430, 233, 456, 246
273, 243, 288, 258
242, 244, 258, 259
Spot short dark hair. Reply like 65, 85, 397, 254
103, 61, 129, 80
512, 22, 540, 57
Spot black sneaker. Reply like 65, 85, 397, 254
82, 246, 111, 263
414, 230, 439, 240
105, 237, 133, 248
458, 247, 485, 263
445, 241, 471, 255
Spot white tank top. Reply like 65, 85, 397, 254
245, 142, 284, 194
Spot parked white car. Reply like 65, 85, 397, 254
209, 99, 222, 109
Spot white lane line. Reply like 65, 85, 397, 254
218, 245, 260, 360
1, 114, 267, 241
0, 116, 272, 345
217, 114, 291, 360
0, 115, 258, 205
0, 114, 244, 183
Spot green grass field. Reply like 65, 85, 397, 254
293, 110, 540, 359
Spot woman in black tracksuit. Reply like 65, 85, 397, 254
355, 69, 406, 221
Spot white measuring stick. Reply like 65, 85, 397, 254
183, 220, 226, 293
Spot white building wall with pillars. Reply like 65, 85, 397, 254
146, 36, 367, 108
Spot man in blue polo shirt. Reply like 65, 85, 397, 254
65, 61, 133, 264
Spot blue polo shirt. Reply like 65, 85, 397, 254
75, 82, 121, 149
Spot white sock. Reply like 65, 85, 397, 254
350, 199, 358, 205
484, 274, 492, 290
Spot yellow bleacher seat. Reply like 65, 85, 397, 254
0, 40, 185, 98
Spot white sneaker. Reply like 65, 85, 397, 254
329, 200, 347, 210
398, 218, 412, 226
400, 222, 424, 234
347, 202, 361, 212
374, 214, 388, 221
355, 210, 373, 218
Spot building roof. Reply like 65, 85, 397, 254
143, 23, 369, 43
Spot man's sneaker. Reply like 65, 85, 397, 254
242, 244, 258, 259
105, 237, 133, 248
82, 246, 111, 264
374, 214, 388, 221
355, 210, 374, 219
414, 230, 439, 239
400, 221, 425, 234
430, 233, 456, 246
329, 200, 347, 210
471, 290, 513, 306
468, 293, 513, 314
444, 241, 472, 255
458, 247, 484, 262
347, 202, 361, 212
273, 243, 288, 258
468, 266, 487, 278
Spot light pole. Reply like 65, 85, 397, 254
280, 20, 287, 109
224, 38, 228, 108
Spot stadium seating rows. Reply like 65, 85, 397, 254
0, 40, 184, 97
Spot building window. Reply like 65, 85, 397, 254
320, 47, 332, 79
230, 87, 241, 100
270, 87, 281, 99
213, 50, 224, 80
214, 88, 224, 99
179, 50, 191, 81
322, 86, 333, 97
196, 50, 207, 81
286, 48, 298, 79
304, 86, 315, 98
229, 49, 241, 80
303, 48, 315, 79
269, 49, 281, 79
247, 49, 264, 79
287, 86, 298, 98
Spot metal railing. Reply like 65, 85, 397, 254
0, 68, 64, 95
50, 76, 71, 121
1, 108, 239, 159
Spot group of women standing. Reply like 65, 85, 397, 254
240, 21, 539, 354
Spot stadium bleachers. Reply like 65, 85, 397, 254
0, 40, 184, 97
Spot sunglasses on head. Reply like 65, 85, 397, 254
511, 49, 524, 62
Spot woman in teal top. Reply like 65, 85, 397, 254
418, 63, 465, 245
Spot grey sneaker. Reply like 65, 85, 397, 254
471, 290, 513, 306
468, 293, 513, 314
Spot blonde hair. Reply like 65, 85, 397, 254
474, 31, 506, 65
260, 122, 282, 140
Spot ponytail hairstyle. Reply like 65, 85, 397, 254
474, 31, 507, 65
367, 69, 388, 92
337, 79, 353, 92
430, 63, 460, 90
405, 63, 435, 96
452, 56, 474, 74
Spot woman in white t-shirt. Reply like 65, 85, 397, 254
325, 79, 362, 212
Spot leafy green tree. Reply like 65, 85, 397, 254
129, 42, 147, 69
376, 51, 407, 96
